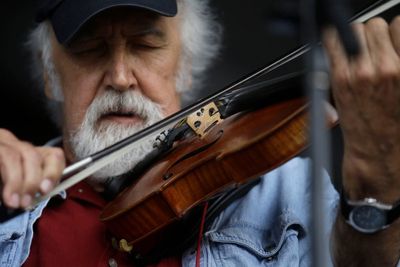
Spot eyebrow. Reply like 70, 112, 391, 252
129, 27, 165, 38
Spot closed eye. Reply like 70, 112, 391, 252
68, 41, 107, 57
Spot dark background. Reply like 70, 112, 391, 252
0, 0, 395, 186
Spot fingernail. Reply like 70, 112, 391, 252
21, 194, 32, 207
9, 193, 20, 208
40, 179, 53, 193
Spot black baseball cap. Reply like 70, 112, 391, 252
35, 0, 178, 44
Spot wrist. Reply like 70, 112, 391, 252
342, 152, 400, 203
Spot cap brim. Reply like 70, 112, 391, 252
50, 0, 177, 44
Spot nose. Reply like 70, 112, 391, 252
104, 46, 137, 91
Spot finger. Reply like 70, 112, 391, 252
323, 28, 349, 79
0, 145, 23, 208
365, 18, 400, 78
37, 147, 66, 194
389, 16, 400, 57
16, 142, 44, 207
0, 128, 19, 143
323, 27, 353, 112
348, 23, 376, 87
324, 101, 338, 126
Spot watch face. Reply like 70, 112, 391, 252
350, 205, 387, 233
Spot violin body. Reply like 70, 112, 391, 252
100, 97, 333, 258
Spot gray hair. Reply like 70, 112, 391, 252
27, 0, 222, 107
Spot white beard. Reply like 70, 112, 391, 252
70, 90, 164, 186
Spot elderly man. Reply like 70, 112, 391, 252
1, 0, 400, 266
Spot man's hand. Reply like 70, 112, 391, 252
324, 17, 400, 203
0, 129, 65, 209
324, 16, 400, 267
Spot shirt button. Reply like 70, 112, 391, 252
266, 256, 275, 262
78, 188, 83, 193
108, 258, 118, 267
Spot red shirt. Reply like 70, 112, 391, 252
23, 181, 180, 267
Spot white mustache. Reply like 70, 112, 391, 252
88, 90, 163, 124
70, 89, 165, 181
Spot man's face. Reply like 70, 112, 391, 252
50, 8, 182, 163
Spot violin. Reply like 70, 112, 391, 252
0, 0, 399, 263
99, 89, 335, 260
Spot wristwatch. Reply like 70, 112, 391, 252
341, 192, 400, 234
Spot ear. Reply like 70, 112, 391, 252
43, 68, 54, 100
37, 51, 54, 100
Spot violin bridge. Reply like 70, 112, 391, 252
186, 102, 223, 138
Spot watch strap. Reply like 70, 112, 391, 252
387, 198, 400, 224
340, 190, 351, 220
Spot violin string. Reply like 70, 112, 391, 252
350, 0, 386, 21
353, 0, 400, 23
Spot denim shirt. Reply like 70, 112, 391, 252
0, 191, 66, 267
182, 157, 339, 267
0, 157, 338, 266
